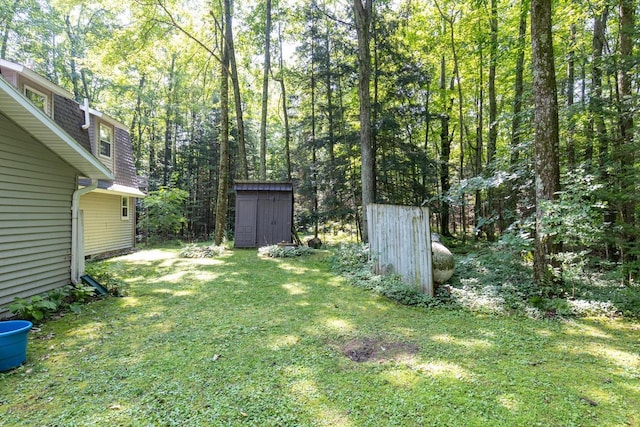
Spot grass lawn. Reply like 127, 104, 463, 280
1, 247, 639, 426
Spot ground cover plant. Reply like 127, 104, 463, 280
1, 247, 638, 426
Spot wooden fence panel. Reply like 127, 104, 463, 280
366, 203, 433, 296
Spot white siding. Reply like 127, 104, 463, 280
81, 192, 134, 256
0, 114, 77, 307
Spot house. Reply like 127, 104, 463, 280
0, 59, 144, 312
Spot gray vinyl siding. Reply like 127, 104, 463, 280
0, 114, 77, 308
81, 192, 134, 256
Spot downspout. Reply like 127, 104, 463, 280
71, 178, 97, 284
81, 98, 90, 130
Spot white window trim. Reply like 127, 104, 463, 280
99, 122, 114, 159
23, 84, 51, 117
121, 196, 130, 220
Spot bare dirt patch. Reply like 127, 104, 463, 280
341, 338, 419, 362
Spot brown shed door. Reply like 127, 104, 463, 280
256, 191, 292, 247
235, 194, 258, 248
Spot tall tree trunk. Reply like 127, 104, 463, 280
439, 55, 452, 237
259, 0, 272, 180
163, 53, 177, 187
474, 45, 484, 240
214, 1, 231, 245
531, 0, 561, 287
566, 24, 576, 170
510, 0, 528, 167
586, 6, 609, 168
276, 24, 291, 181
616, 0, 636, 281
486, 0, 498, 241
226, 0, 248, 180
353, 0, 374, 242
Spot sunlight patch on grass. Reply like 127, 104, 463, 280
497, 393, 521, 411
581, 344, 640, 370
154, 271, 187, 283
565, 322, 613, 339
382, 368, 422, 389
269, 334, 299, 350
152, 287, 195, 297
122, 249, 177, 262
430, 334, 493, 350
325, 317, 354, 332
282, 282, 307, 295
413, 360, 472, 380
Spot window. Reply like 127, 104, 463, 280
121, 197, 130, 220
24, 85, 50, 116
99, 123, 113, 158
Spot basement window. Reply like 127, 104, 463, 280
121, 196, 130, 220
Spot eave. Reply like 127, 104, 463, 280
0, 75, 113, 181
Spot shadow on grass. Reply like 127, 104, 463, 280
0, 248, 638, 426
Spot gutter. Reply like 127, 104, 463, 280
71, 178, 98, 284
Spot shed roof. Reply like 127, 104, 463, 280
234, 181, 293, 192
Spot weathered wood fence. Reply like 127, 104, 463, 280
366, 203, 434, 296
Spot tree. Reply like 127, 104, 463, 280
531, 0, 560, 287
353, 0, 374, 242
214, 0, 232, 246
259, 0, 272, 180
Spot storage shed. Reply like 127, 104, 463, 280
234, 182, 294, 248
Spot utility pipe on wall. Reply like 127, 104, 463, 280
81, 98, 91, 130
71, 178, 97, 284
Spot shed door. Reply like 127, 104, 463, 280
235, 194, 257, 248
256, 191, 292, 246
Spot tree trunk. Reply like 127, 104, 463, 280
616, 0, 636, 281
531, 0, 561, 287
259, 0, 272, 180
510, 0, 527, 168
439, 55, 452, 237
276, 24, 291, 181
566, 24, 576, 170
353, 0, 374, 243
586, 7, 609, 168
163, 53, 177, 187
214, 1, 231, 246
226, 0, 249, 180
486, 0, 498, 241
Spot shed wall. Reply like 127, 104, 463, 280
234, 189, 292, 248
0, 113, 77, 307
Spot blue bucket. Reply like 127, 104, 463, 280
0, 320, 33, 372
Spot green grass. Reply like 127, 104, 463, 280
1, 247, 639, 426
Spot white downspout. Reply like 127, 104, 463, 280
81, 98, 91, 130
71, 178, 97, 284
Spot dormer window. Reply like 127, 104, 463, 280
99, 123, 113, 158
24, 85, 50, 116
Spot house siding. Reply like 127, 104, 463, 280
0, 113, 77, 308
81, 192, 134, 256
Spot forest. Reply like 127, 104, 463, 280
1, 0, 638, 293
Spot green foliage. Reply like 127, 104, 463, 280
258, 245, 315, 258
329, 244, 441, 308
179, 243, 226, 258
85, 262, 128, 297
139, 187, 189, 241
8, 295, 58, 321
7, 284, 98, 322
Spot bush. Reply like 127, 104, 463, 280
8, 283, 99, 322
84, 262, 128, 297
179, 243, 226, 258
329, 243, 441, 308
258, 245, 315, 258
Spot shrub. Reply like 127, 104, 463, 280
84, 262, 128, 297
179, 243, 226, 258
258, 245, 315, 258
